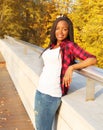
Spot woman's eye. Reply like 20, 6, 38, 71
64, 28, 68, 31
55, 28, 68, 31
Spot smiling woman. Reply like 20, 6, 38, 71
34, 15, 97, 130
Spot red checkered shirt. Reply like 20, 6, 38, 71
55, 40, 96, 96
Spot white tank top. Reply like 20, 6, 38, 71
37, 47, 62, 97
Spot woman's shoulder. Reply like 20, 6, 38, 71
60, 40, 78, 50
65, 40, 76, 48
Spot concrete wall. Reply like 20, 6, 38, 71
0, 38, 103, 130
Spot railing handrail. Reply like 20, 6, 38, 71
4, 35, 103, 100
4, 35, 43, 54
4, 35, 103, 84
75, 67, 103, 84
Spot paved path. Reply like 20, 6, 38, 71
0, 53, 34, 130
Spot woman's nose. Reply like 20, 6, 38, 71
59, 29, 63, 34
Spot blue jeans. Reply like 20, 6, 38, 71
34, 90, 61, 130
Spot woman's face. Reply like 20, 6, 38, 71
55, 20, 69, 44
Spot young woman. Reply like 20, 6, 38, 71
34, 16, 97, 130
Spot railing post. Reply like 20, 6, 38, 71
86, 78, 95, 101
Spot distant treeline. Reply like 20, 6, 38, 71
0, 0, 102, 68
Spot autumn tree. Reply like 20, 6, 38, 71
0, 0, 60, 46
0, 0, 27, 38
0, 0, 102, 67
68, 0, 103, 68
28, 1, 60, 47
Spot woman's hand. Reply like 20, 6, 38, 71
62, 57, 97, 88
62, 66, 74, 87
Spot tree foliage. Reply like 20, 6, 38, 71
0, 0, 60, 46
30, 1, 60, 47
0, 0, 103, 68
68, 0, 103, 68
0, 0, 27, 38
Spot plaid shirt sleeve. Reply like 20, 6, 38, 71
70, 42, 96, 60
